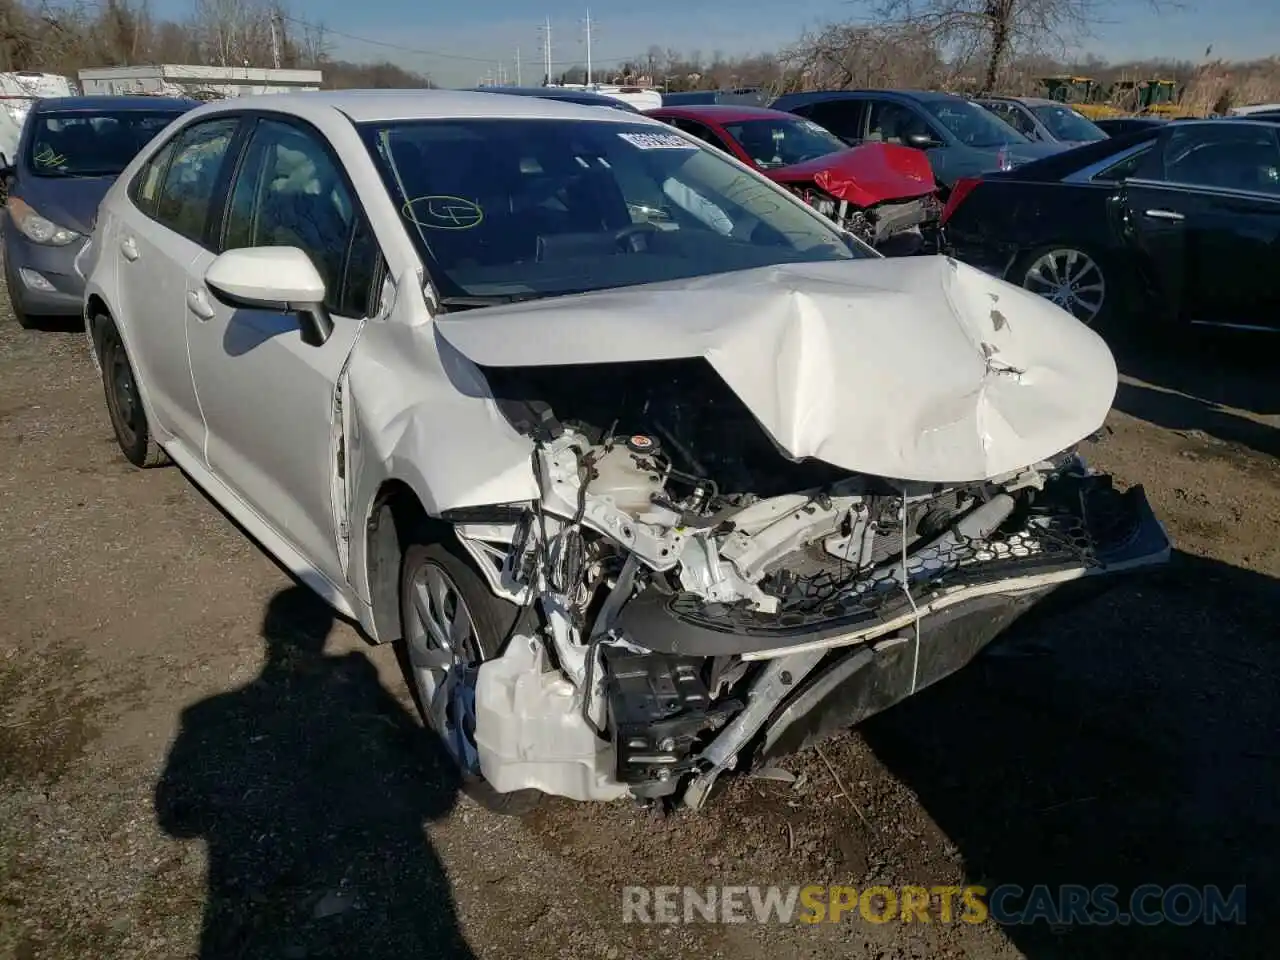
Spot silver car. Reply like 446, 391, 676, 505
977, 96, 1109, 147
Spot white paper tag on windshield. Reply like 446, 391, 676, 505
619, 131, 697, 150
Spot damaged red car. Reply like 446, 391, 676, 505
646, 104, 942, 254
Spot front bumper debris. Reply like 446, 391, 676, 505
619, 472, 1169, 659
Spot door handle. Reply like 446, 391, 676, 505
119, 236, 140, 261
186, 289, 215, 321
1143, 208, 1185, 222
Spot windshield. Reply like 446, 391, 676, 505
721, 117, 847, 169
921, 98, 1030, 148
361, 118, 863, 302
27, 110, 183, 177
1030, 104, 1106, 142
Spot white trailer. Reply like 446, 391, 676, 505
77, 65, 322, 101
0, 71, 76, 165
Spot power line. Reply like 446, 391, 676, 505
280, 14, 633, 68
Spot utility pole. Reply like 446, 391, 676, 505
516, 47, 522, 86
539, 16, 552, 86
582, 8, 594, 87
269, 11, 282, 69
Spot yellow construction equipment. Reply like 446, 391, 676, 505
1037, 76, 1126, 120
1133, 79, 1187, 117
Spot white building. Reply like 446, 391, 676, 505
77, 64, 322, 101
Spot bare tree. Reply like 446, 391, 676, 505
780, 22, 945, 92
873, 0, 1166, 93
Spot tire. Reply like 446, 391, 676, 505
399, 537, 543, 816
96, 313, 168, 468
1011, 244, 1115, 331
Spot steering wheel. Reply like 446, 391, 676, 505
614, 221, 660, 253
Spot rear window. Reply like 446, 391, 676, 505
27, 110, 184, 178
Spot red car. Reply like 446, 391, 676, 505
646, 104, 941, 253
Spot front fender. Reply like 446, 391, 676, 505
344, 315, 537, 609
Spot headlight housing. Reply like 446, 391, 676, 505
8, 196, 80, 246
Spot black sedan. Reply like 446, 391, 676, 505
1093, 116, 1168, 137
941, 119, 1280, 332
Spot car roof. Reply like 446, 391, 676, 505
463, 86, 624, 104
33, 95, 197, 113
995, 97, 1063, 108
649, 104, 794, 123
774, 88, 963, 106
182, 89, 654, 125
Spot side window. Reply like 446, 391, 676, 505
1092, 144, 1154, 182
153, 118, 239, 244
1162, 126, 1280, 195
130, 140, 176, 216
804, 101, 863, 143
1000, 105, 1038, 138
867, 100, 935, 145
223, 118, 379, 317
667, 118, 730, 152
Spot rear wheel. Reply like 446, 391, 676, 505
97, 314, 168, 468
399, 538, 542, 816
1014, 245, 1112, 329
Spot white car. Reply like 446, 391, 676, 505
82, 91, 1170, 814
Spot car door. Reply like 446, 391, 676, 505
866, 98, 957, 182
794, 99, 866, 145
112, 116, 242, 449
1121, 123, 1280, 329
184, 114, 383, 587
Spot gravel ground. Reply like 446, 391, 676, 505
1, 281, 1277, 959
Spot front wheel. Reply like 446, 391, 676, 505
1013, 245, 1112, 330
399, 539, 542, 816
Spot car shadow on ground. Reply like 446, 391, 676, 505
154, 585, 475, 959
860, 551, 1277, 958
1111, 334, 1280, 459
11, 314, 83, 333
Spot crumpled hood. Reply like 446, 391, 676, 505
767, 143, 937, 206
435, 256, 1118, 483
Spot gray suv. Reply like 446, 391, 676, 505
768, 89, 1070, 189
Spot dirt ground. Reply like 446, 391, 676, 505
1, 281, 1277, 959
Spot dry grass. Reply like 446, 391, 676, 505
1180, 57, 1280, 115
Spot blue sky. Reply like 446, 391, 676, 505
151, 0, 1277, 87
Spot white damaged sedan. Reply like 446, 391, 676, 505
82, 91, 1170, 813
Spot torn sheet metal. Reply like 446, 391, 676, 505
434, 255, 1119, 483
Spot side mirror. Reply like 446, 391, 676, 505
205, 246, 333, 347
905, 132, 938, 149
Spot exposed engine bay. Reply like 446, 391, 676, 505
439, 359, 1170, 809
789, 186, 941, 254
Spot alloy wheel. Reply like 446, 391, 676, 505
404, 559, 484, 775
1022, 248, 1106, 325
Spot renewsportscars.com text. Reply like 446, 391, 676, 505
621, 884, 1246, 926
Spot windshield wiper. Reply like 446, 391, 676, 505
438, 293, 546, 309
